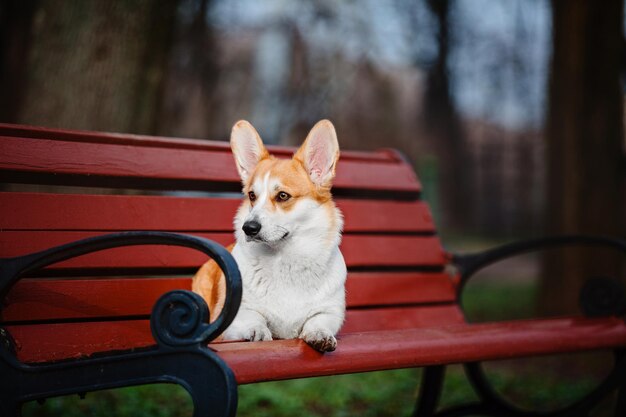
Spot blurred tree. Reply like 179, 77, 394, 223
14, 1, 179, 134
157, 0, 221, 138
398, 0, 471, 231
542, 0, 625, 314
0, 0, 39, 123
422, 0, 471, 232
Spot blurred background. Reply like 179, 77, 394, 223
1, 0, 625, 416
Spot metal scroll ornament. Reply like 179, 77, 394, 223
151, 290, 212, 347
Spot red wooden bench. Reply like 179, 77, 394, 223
1, 123, 625, 417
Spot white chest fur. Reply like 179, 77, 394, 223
228, 237, 346, 340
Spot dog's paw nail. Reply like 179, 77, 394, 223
302, 331, 337, 352
246, 326, 272, 342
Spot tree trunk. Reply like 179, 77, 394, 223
0, 0, 39, 123
157, 0, 221, 139
423, 0, 470, 232
542, 0, 625, 315
15, 1, 178, 134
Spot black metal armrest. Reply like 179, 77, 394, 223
0, 231, 242, 417
450, 235, 626, 317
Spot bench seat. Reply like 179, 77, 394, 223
6, 314, 625, 384
217, 317, 626, 383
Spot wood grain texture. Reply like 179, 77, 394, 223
5, 304, 463, 363
342, 305, 464, 333
6, 320, 153, 363
216, 317, 626, 383
0, 192, 435, 233
2, 278, 191, 322
0, 123, 396, 162
0, 136, 421, 192
0, 232, 445, 270
7, 316, 626, 381
1, 273, 457, 323
345, 272, 456, 307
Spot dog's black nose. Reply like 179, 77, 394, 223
242, 220, 262, 237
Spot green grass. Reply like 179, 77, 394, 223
462, 281, 538, 322
238, 370, 422, 417
23, 363, 606, 417
23, 385, 193, 417
22, 282, 614, 416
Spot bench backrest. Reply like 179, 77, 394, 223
0, 124, 462, 363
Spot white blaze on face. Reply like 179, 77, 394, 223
248, 172, 271, 219
245, 172, 290, 244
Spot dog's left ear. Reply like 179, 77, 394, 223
294, 120, 340, 187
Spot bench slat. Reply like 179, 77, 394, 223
341, 305, 464, 333
345, 272, 455, 307
5, 305, 465, 363
0, 193, 435, 233
0, 123, 394, 162
7, 316, 626, 378
0, 232, 446, 270
1, 273, 457, 323
216, 317, 626, 384
0, 136, 421, 193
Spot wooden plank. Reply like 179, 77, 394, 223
5, 305, 463, 363
0, 193, 240, 232
0, 192, 436, 233
339, 199, 435, 233
1, 273, 456, 323
1, 278, 191, 323
0, 136, 421, 192
345, 272, 456, 308
342, 305, 464, 333
7, 317, 626, 374
0, 232, 445, 270
6, 320, 154, 363
0, 123, 396, 162
341, 235, 445, 268
215, 317, 626, 384
0, 231, 232, 270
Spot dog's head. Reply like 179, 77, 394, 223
230, 120, 342, 249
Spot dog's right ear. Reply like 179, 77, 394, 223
230, 120, 269, 183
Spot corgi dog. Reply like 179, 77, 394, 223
192, 119, 346, 352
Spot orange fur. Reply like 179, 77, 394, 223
191, 243, 235, 326
245, 157, 334, 211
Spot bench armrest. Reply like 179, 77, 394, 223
451, 235, 626, 317
0, 231, 242, 344
0, 232, 242, 416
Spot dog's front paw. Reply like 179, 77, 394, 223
224, 323, 273, 342
242, 324, 273, 342
300, 329, 337, 352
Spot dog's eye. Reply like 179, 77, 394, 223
248, 191, 256, 202
276, 191, 291, 202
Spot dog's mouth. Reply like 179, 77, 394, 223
247, 230, 290, 244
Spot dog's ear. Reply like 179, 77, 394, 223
230, 120, 269, 183
295, 120, 340, 187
